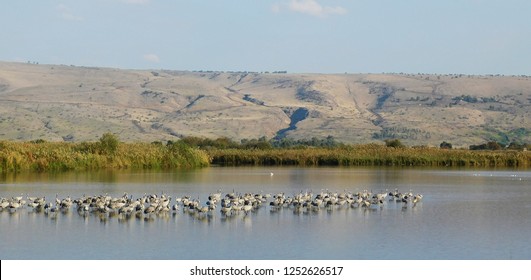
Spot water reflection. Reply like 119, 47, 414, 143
1, 167, 530, 260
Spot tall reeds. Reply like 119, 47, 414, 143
0, 140, 528, 173
0, 140, 210, 173
207, 144, 530, 168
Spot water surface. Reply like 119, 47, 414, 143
1, 167, 530, 259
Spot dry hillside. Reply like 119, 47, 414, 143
0, 61, 529, 147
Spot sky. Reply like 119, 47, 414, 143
1, 0, 531, 74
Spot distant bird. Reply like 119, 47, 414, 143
413, 194, 423, 204
8, 189, 424, 222
220, 205, 232, 215
144, 205, 156, 214
243, 201, 253, 215
198, 206, 209, 214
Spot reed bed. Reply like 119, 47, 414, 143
208, 144, 530, 168
0, 140, 528, 173
0, 141, 210, 173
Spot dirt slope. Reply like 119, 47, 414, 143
0, 61, 529, 146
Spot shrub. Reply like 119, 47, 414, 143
384, 139, 405, 148
440, 141, 452, 149
99, 133, 119, 154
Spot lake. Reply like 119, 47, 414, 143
1, 167, 530, 260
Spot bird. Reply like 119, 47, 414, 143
220, 204, 232, 215
2, 189, 424, 223
243, 203, 253, 215
413, 194, 423, 204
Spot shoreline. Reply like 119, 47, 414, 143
1, 139, 528, 173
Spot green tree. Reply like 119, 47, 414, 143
99, 132, 119, 154
440, 141, 452, 149
507, 142, 525, 150
384, 139, 405, 148
486, 141, 502, 150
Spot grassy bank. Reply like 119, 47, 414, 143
0, 139, 210, 173
207, 144, 530, 168
0, 137, 529, 173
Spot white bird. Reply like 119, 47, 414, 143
413, 194, 423, 204
9, 201, 21, 210
144, 205, 156, 214
243, 204, 253, 215
0, 200, 10, 209
198, 206, 209, 214
220, 205, 232, 215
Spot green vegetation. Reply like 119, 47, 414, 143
207, 144, 529, 168
373, 127, 431, 141
180, 135, 340, 149
0, 136, 210, 173
0, 135, 529, 173
98, 132, 119, 155
486, 127, 529, 146
451, 95, 498, 104
440, 141, 453, 149
384, 139, 406, 148
181, 136, 529, 168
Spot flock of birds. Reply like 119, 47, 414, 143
0, 188, 423, 221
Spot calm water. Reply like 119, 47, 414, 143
1, 167, 530, 260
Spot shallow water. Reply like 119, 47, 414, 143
1, 167, 530, 260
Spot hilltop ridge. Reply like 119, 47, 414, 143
0, 61, 529, 147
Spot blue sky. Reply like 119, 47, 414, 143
1, 0, 530, 74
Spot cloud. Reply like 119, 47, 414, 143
143, 54, 160, 63
56, 4, 83, 21
283, 0, 347, 17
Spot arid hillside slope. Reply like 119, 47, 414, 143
0, 62, 529, 146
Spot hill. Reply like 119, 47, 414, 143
0, 61, 529, 147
